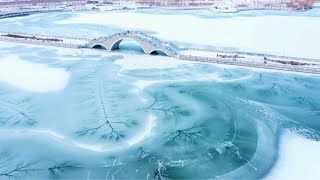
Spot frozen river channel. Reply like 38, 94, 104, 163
0, 9, 319, 179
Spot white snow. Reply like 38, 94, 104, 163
115, 54, 193, 71
181, 49, 320, 66
0, 41, 114, 61
127, 114, 157, 146
265, 130, 320, 180
57, 12, 320, 59
0, 55, 69, 92
0, 32, 87, 47
181, 50, 220, 57
115, 53, 255, 90
115, 52, 320, 77
59, 37, 88, 45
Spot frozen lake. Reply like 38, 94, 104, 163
0, 9, 319, 179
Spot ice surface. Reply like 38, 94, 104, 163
0, 9, 319, 180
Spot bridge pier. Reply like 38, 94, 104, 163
110, 39, 122, 50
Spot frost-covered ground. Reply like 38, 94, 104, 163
0, 9, 320, 180
265, 130, 320, 180
1, 9, 320, 59
55, 10, 320, 59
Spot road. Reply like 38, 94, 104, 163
0, 31, 319, 75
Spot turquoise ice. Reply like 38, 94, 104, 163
0, 10, 319, 179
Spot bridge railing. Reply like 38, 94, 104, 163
87, 31, 179, 55
86, 30, 185, 54
130, 32, 181, 54
0, 31, 90, 42
177, 55, 320, 74
2, 30, 319, 74
185, 47, 320, 63
134, 32, 185, 51
0, 35, 82, 48
84, 31, 320, 69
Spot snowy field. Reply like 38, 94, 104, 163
0, 9, 319, 179
265, 130, 320, 180
56, 10, 320, 59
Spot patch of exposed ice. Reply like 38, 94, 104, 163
0, 55, 69, 92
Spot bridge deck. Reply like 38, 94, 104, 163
0, 31, 319, 75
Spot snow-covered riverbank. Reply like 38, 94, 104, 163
0, 9, 319, 180
265, 130, 320, 180
56, 11, 320, 59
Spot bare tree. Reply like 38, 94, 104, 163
138, 96, 178, 119
258, 73, 263, 83
232, 83, 245, 90
298, 97, 320, 113
0, 151, 39, 178
137, 147, 150, 159
178, 89, 202, 97
76, 80, 136, 140
223, 69, 232, 78
48, 161, 81, 177
166, 126, 207, 145
267, 83, 288, 93
0, 151, 11, 170
0, 162, 39, 178
0, 99, 36, 126
294, 77, 313, 89
76, 118, 126, 140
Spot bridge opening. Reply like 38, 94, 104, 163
91, 44, 107, 49
114, 39, 146, 54
150, 50, 169, 56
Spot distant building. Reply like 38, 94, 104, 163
0, 0, 87, 14
135, 0, 214, 7
0, 0, 316, 13
134, 0, 316, 10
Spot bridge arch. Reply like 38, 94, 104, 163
149, 49, 170, 56
91, 44, 107, 49
109, 38, 148, 54
86, 31, 178, 57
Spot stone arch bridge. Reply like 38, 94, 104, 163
85, 31, 184, 57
